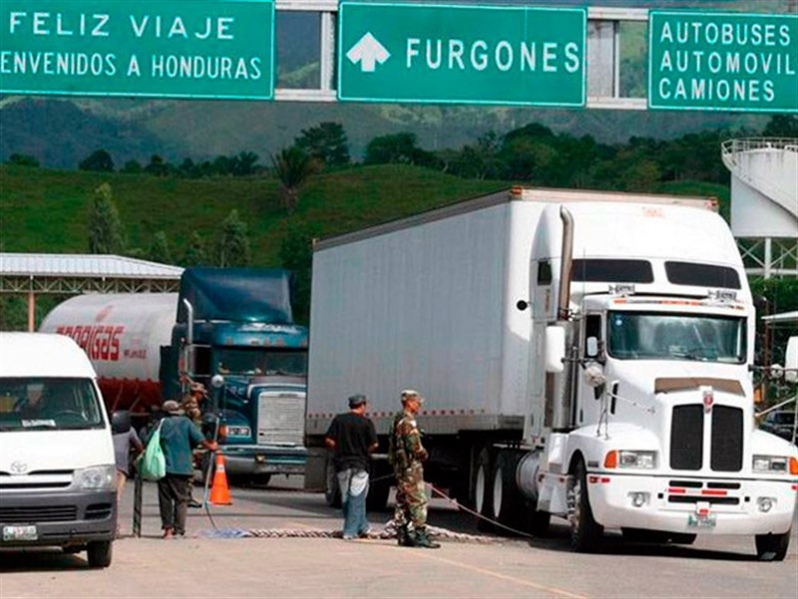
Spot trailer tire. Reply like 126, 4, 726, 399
755, 530, 790, 561
491, 451, 525, 534
474, 448, 494, 532
569, 458, 603, 553
87, 540, 113, 568
325, 457, 341, 508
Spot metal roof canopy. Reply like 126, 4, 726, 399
0, 253, 184, 331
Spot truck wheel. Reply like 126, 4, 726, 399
526, 506, 551, 537
325, 457, 341, 508
568, 458, 603, 553
755, 530, 790, 561
491, 451, 525, 534
87, 540, 113, 568
474, 448, 494, 532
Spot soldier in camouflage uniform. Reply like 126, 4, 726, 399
388, 389, 440, 549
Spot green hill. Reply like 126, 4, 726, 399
0, 163, 509, 264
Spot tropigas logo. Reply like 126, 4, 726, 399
56, 324, 124, 361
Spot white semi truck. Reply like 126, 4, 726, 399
304, 187, 798, 560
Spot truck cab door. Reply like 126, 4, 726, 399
575, 313, 605, 427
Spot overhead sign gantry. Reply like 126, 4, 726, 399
0, 0, 796, 113
0, 0, 275, 100
337, 3, 585, 106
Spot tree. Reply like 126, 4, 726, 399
79, 149, 114, 172
231, 151, 260, 176
271, 147, 316, 213
8, 153, 39, 167
182, 231, 209, 267
447, 132, 503, 180
146, 231, 173, 264
215, 210, 251, 267
278, 220, 321, 324
295, 122, 350, 168
762, 115, 798, 138
364, 132, 436, 166
120, 159, 142, 174
144, 154, 172, 177
87, 183, 126, 254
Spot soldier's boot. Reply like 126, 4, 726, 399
413, 527, 440, 549
397, 524, 415, 547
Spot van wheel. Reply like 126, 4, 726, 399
755, 530, 790, 561
87, 540, 113, 568
568, 458, 603, 552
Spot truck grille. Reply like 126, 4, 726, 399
670, 405, 743, 472
258, 395, 304, 445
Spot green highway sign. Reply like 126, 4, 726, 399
338, 2, 586, 106
0, 0, 275, 100
649, 11, 798, 113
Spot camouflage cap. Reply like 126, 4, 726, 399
400, 389, 424, 404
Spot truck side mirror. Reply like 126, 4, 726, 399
545, 326, 566, 373
586, 336, 599, 358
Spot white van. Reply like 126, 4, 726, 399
0, 332, 116, 568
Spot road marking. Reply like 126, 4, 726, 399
425, 553, 589, 598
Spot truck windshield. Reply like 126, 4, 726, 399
0, 377, 105, 431
217, 349, 307, 377
607, 312, 746, 363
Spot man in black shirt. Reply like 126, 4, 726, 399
325, 394, 379, 540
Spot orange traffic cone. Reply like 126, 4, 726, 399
209, 451, 232, 506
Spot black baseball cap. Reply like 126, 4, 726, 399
348, 394, 367, 408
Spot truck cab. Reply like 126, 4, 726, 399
525, 202, 798, 560
173, 320, 309, 483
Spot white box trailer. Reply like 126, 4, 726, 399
305, 187, 798, 560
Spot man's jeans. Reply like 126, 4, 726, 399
337, 468, 370, 539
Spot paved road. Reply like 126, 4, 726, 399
1, 477, 796, 599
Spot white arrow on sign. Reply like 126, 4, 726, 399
346, 32, 390, 73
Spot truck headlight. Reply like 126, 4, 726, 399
74, 465, 116, 491
227, 426, 251, 437
605, 450, 657, 469
752, 455, 789, 473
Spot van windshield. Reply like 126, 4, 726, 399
0, 378, 105, 431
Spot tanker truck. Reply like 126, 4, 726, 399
305, 187, 798, 560
40, 267, 308, 483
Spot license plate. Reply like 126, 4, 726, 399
3, 525, 38, 541
687, 514, 716, 529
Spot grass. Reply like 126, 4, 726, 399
0, 164, 508, 265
